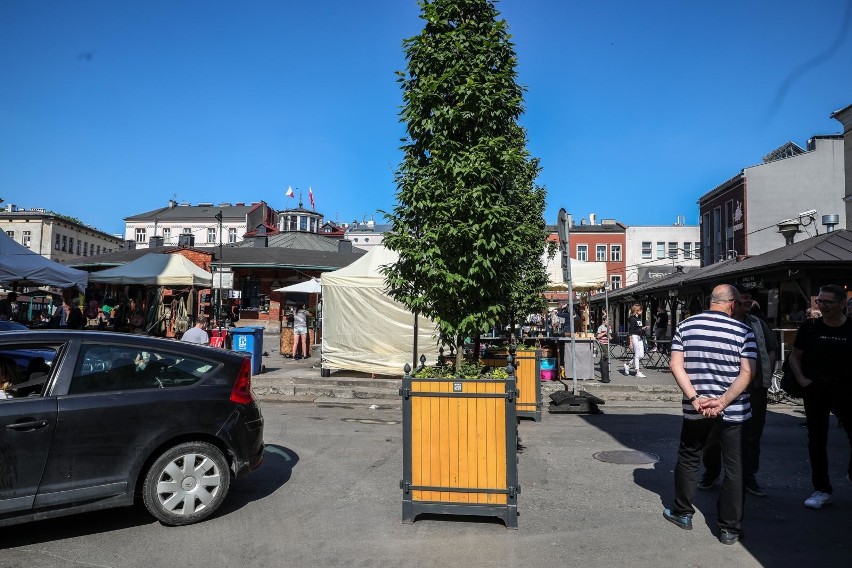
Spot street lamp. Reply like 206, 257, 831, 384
215, 210, 223, 330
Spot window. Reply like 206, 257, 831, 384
656, 242, 665, 259
288, 216, 297, 231
55, 234, 61, 250
668, 242, 678, 259
229, 228, 237, 243
207, 228, 216, 243
96, 246, 101, 255
299, 216, 308, 231
694, 242, 700, 259
22, 231, 31, 248
713, 207, 722, 262
69, 237, 75, 254
702, 213, 710, 265
83, 242, 88, 256
610, 244, 621, 262
595, 245, 606, 262
5, 230, 13, 238
576, 244, 588, 261
683, 242, 692, 260
162, 227, 171, 243
69, 344, 209, 394
135, 228, 146, 243
641, 242, 651, 259
183, 227, 191, 236
76, 239, 81, 255
364, 237, 370, 243
0, 345, 58, 397
610, 275, 622, 290
62, 235, 67, 252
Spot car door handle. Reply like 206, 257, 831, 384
6, 420, 49, 431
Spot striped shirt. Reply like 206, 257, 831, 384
671, 310, 757, 422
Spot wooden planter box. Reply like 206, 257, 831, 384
482, 349, 542, 421
400, 375, 519, 529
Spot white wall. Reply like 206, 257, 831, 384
625, 225, 701, 286
745, 138, 845, 255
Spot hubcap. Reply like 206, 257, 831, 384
156, 452, 221, 516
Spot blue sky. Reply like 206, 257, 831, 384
1, 0, 850, 236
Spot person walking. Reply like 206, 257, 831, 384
789, 284, 852, 510
651, 305, 669, 351
181, 317, 210, 344
698, 286, 778, 497
624, 303, 648, 378
596, 313, 611, 383
663, 284, 757, 545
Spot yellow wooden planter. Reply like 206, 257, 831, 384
482, 349, 542, 421
400, 373, 519, 528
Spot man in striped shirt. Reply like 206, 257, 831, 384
663, 284, 757, 545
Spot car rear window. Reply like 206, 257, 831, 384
69, 343, 218, 394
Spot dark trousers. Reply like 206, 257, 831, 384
703, 387, 767, 481
673, 417, 747, 533
802, 382, 852, 494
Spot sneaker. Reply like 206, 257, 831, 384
636, 371, 647, 378
662, 508, 693, 530
697, 475, 717, 490
745, 479, 767, 498
719, 529, 741, 545
804, 491, 832, 509
623, 363, 630, 375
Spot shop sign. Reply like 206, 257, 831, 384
739, 275, 763, 289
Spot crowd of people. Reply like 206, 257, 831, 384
663, 283, 852, 546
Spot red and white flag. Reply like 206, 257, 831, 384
309, 187, 315, 209
285, 186, 295, 198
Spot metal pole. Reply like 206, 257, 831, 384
558, 208, 579, 395
604, 286, 611, 375
216, 210, 223, 331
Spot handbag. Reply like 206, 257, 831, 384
779, 357, 806, 399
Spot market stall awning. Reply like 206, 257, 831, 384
274, 278, 322, 294
88, 253, 213, 286
542, 251, 607, 292
0, 231, 89, 291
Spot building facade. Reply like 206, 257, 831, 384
124, 200, 265, 249
698, 136, 846, 264
561, 214, 626, 291
0, 204, 122, 263
623, 223, 700, 286
831, 103, 852, 228
344, 219, 389, 250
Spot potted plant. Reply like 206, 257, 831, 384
481, 344, 542, 421
383, 0, 546, 529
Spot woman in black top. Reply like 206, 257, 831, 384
791, 284, 852, 509
624, 303, 648, 377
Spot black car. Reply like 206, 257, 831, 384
0, 330, 264, 527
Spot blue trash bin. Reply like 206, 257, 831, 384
230, 326, 264, 375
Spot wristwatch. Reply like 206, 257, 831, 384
686, 394, 699, 403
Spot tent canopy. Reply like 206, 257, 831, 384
321, 246, 441, 376
88, 253, 213, 286
274, 278, 322, 294
543, 251, 608, 291
0, 231, 89, 291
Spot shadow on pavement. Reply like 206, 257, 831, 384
580, 406, 852, 565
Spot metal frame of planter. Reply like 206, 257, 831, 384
400, 365, 520, 529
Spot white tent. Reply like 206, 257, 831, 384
88, 253, 213, 286
542, 251, 608, 291
274, 278, 322, 294
0, 231, 89, 291
321, 246, 441, 376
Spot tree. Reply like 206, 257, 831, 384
382, 0, 548, 367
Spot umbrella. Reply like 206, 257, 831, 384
274, 278, 322, 294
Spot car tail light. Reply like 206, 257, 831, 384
230, 357, 255, 404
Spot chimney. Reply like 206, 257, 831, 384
566, 214, 573, 228
168, 199, 177, 208
149, 236, 165, 247
178, 233, 195, 247
580, 218, 587, 226
589, 213, 597, 225
777, 220, 801, 246
338, 239, 353, 254
822, 214, 840, 232
123, 239, 136, 250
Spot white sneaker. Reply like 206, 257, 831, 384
804, 491, 832, 509
623, 363, 630, 375
636, 371, 647, 378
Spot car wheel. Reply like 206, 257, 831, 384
142, 441, 231, 526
